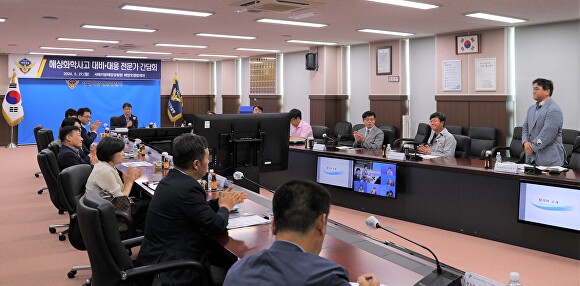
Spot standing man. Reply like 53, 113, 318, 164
77, 107, 101, 152
417, 112, 456, 157
289, 108, 313, 139
223, 180, 380, 286
353, 111, 384, 150
114, 102, 138, 129
522, 78, 564, 166
136, 133, 247, 285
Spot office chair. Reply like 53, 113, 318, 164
36, 128, 54, 194
378, 125, 396, 147
37, 149, 68, 240
334, 121, 353, 146
393, 123, 431, 150
491, 127, 524, 163
567, 136, 580, 170
47, 140, 62, 157
468, 127, 497, 159
562, 129, 580, 165
311, 125, 330, 144
342, 123, 365, 146
77, 191, 211, 286
453, 134, 471, 159
33, 125, 44, 178
446, 125, 463, 135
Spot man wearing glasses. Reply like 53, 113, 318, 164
353, 111, 384, 150
417, 112, 456, 157
77, 107, 101, 152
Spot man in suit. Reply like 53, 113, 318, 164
418, 112, 456, 158
136, 133, 247, 285
112, 102, 138, 128
353, 111, 384, 150
77, 107, 101, 152
522, 78, 564, 166
223, 180, 380, 286
57, 126, 93, 171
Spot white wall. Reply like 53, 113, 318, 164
283, 51, 310, 121
241, 58, 250, 107
214, 62, 223, 113
349, 44, 371, 124
515, 20, 580, 130
409, 37, 437, 135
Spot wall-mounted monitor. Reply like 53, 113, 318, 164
518, 181, 580, 232
316, 156, 354, 189
353, 160, 397, 198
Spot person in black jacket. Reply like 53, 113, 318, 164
57, 126, 94, 171
77, 107, 100, 151
136, 133, 247, 285
112, 102, 138, 128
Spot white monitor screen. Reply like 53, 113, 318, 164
518, 181, 580, 232
316, 156, 354, 189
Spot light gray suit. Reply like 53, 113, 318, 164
522, 97, 565, 166
353, 126, 384, 150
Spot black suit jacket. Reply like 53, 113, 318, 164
113, 114, 138, 129
80, 126, 97, 153
57, 145, 90, 171
136, 169, 230, 285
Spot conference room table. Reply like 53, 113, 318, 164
259, 145, 580, 260
117, 144, 463, 286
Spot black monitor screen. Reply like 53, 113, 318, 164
518, 180, 580, 232
353, 160, 397, 198
316, 156, 354, 189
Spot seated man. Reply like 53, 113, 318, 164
136, 133, 248, 285
353, 111, 384, 150
223, 180, 380, 286
289, 108, 313, 139
112, 102, 138, 128
77, 107, 101, 151
417, 112, 456, 158
57, 126, 94, 171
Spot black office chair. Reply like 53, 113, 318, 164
562, 129, 580, 165
37, 149, 68, 240
393, 123, 431, 150
341, 123, 363, 146
379, 125, 396, 147
446, 125, 463, 135
311, 125, 330, 144
47, 140, 62, 157
453, 134, 471, 159
491, 127, 524, 163
33, 125, 44, 178
567, 136, 580, 170
334, 121, 353, 146
149, 140, 173, 155
36, 128, 54, 194
77, 191, 211, 286
468, 127, 497, 159
110, 116, 122, 129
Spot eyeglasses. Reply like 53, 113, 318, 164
80, 114, 91, 119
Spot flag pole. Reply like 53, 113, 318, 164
6, 125, 17, 148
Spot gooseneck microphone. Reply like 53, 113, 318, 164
233, 171, 272, 194
365, 216, 442, 274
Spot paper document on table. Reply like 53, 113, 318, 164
121, 161, 153, 167
536, 166, 568, 172
420, 154, 440, 159
143, 181, 159, 190
337, 146, 353, 150
227, 215, 270, 229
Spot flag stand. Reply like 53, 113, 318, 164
6, 125, 17, 148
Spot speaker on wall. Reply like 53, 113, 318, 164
305, 53, 318, 71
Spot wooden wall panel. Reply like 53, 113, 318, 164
222, 94, 240, 114
369, 95, 408, 137
248, 95, 282, 113
437, 101, 470, 129
309, 94, 348, 133
0, 94, 19, 146
160, 94, 214, 127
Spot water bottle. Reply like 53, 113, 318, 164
507, 272, 522, 286
386, 144, 392, 158
496, 152, 502, 163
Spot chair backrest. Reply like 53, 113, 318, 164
33, 125, 44, 153
37, 149, 66, 212
58, 164, 93, 214
110, 116, 120, 129
36, 129, 54, 152
379, 125, 396, 147
414, 123, 431, 145
47, 140, 62, 157
312, 125, 329, 139
568, 136, 580, 170
352, 124, 365, 133
468, 127, 497, 158
446, 125, 463, 135
508, 127, 524, 160
562, 129, 580, 163
77, 192, 134, 286
334, 121, 352, 139
453, 134, 471, 159
149, 140, 173, 155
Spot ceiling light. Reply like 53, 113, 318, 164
82, 24, 156, 33
196, 33, 256, 40
357, 29, 414, 37
367, 0, 439, 10
40, 46, 94, 51
173, 58, 210, 62
106, 55, 148, 59
120, 4, 213, 17
0, 18, 6, 22
256, 18, 327, 28
235, 48, 281, 53
155, 43, 207, 49
126, 51, 172, 55
30, 52, 77, 56
57, 37, 120, 44
286, 40, 337, 46
198, 54, 238, 58
465, 12, 527, 24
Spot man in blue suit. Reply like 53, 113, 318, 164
522, 78, 565, 166
223, 180, 380, 286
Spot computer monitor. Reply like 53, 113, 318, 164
192, 113, 290, 176
316, 156, 354, 189
518, 180, 580, 232
353, 160, 397, 198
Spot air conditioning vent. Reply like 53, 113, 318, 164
232, 0, 321, 13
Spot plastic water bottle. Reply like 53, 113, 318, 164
386, 144, 392, 158
496, 152, 502, 163
507, 272, 522, 286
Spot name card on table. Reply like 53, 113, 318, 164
387, 152, 406, 160
313, 143, 326, 151
494, 162, 518, 173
